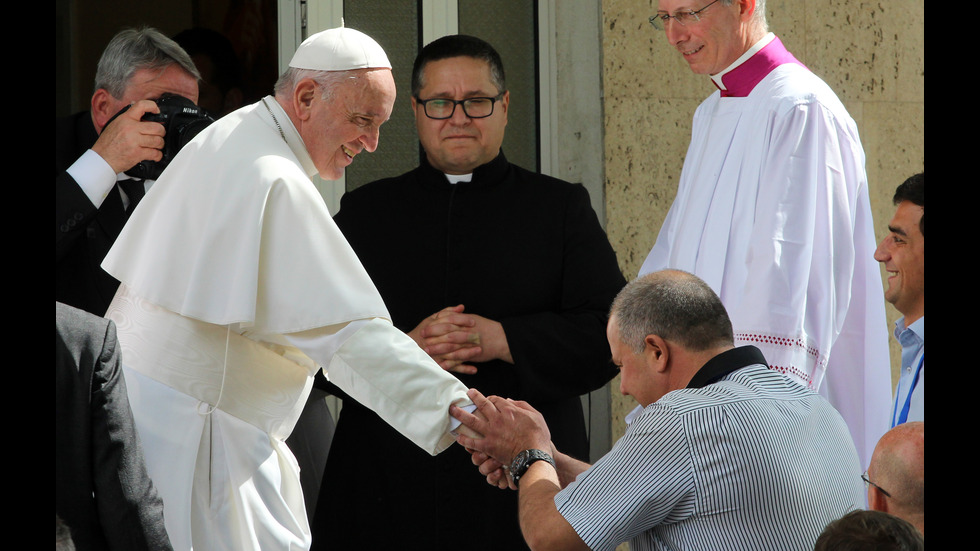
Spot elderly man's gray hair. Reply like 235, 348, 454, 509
273, 68, 363, 101
719, 0, 768, 30
95, 27, 200, 98
611, 270, 734, 354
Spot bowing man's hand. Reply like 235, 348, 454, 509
469, 450, 517, 490
450, 389, 554, 471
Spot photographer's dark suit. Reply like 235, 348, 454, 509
57, 98, 211, 316
56, 301, 172, 550
56, 111, 128, 316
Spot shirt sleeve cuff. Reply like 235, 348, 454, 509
67, 149, 118, 208
449, 403, 477, 431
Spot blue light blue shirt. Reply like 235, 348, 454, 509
891, 316, 924, 426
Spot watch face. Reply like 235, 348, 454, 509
510, 449, 555, 487
511, 450, 530, 479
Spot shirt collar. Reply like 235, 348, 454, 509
421, 149, 510, 189
710, 33, 805, 97
894, 315, 925, 343
625, 345, 768, 427
686, 345, 768, 389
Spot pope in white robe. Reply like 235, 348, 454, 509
639, 28, 892, 468
101, 28, 474, 550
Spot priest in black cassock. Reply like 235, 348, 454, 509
310, 35, 626, 551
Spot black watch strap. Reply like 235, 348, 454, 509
510, 449, 556, 487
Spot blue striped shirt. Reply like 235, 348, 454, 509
554, 347, 863, 550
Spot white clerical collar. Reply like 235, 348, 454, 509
711, 32, 775, 91
444, 173, 473, 184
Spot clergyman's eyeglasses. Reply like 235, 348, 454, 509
415, 93, 505, 120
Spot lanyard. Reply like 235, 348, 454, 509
892, 352, 924, 427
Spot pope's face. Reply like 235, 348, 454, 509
303, 68, 396, 181
657, 0, 753, 76
412, 56, 508, 175
874, 200, 925, 323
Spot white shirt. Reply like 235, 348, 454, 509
67, 148, 150, 210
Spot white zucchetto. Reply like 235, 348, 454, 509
288, 27, 391, 72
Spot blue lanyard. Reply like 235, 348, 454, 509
892, 352, 924, 427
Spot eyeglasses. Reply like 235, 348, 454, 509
861, 472, 891, 498
415, 93, 505, 120
649, 0, 721, 30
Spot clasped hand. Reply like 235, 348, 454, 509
409, 305, 513, 374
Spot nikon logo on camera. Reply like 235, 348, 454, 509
105, 93, 215, 181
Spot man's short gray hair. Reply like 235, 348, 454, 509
720, 0, 768, 31
611, 270, 734, 354
95, 27, 200, 98
273, 67, 361, 102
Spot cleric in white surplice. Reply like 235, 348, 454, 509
101, 28, 474, 551
639, 0, 892, 469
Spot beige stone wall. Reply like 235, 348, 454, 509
599, 0, 925, 442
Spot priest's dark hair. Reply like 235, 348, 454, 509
411, 34, 506, 98
893, 172, 924, 237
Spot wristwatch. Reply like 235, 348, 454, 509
510, 449, 556, 487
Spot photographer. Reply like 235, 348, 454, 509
57, 27, 201, 316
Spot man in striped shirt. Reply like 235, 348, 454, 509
453, 270, 864, 550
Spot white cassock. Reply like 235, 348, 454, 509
102, 97, 472, 550
639, 34, 892, 468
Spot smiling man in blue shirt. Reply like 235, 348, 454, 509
874, 173, 924, 427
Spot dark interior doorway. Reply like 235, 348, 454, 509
56, 0, 279, 119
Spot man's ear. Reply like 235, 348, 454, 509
90, 88, 117, 133
292, 79, 318, 121
498, 90, 510, 125
868, 485, 889, 513
739, 0, 757, 21
644, 334, 669, 373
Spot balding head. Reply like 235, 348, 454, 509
611, 269, 734, 355
867, 422, 924, 534
608, 270, 736, 406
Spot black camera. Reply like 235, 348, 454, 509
106, 93, 214, 180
